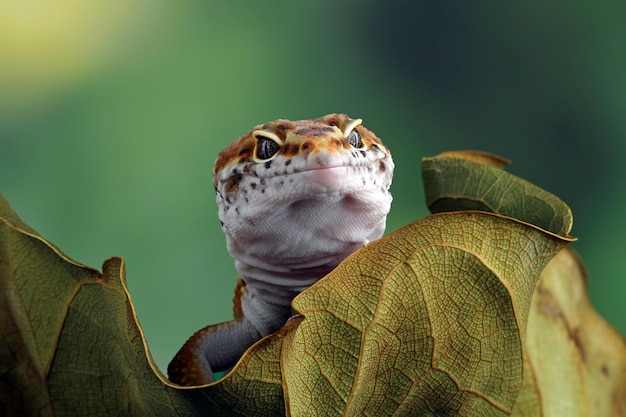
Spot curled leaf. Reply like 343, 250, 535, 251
277, 211, 567, 415
0, 194, 209, 416
422, 150, 574, 239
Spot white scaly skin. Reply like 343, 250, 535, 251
168, 114, 393, 385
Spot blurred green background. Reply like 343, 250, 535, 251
1, 1, 624, 372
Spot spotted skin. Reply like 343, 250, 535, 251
168, 114, 394, 385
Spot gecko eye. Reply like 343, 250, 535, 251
256, 136, 280, 160
347, 128, 363, 149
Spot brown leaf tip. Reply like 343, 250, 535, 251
433, 150, 511, 169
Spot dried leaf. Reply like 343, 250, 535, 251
278, 211, 567, 416
512, 247, 626, 416
422, 150, 574, 238
3, 149, 623, 416
0, 192, 567, 416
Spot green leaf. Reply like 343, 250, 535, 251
422, 150, 574, 238
0, 194, 205, 416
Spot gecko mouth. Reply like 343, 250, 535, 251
283, 164, 390, 197
218, 158, 392, 199
295, 166, 352, 194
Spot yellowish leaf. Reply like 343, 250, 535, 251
512, 247, 626, 416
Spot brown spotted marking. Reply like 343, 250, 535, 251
212, 114, 389, 185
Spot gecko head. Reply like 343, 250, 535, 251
213, 114, 394, 285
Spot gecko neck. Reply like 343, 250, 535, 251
224, 193, 390, 336
234, 238, 368, 304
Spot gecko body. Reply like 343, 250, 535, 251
168, 114, 393, 385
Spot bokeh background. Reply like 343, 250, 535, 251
1, 1, 624, 372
